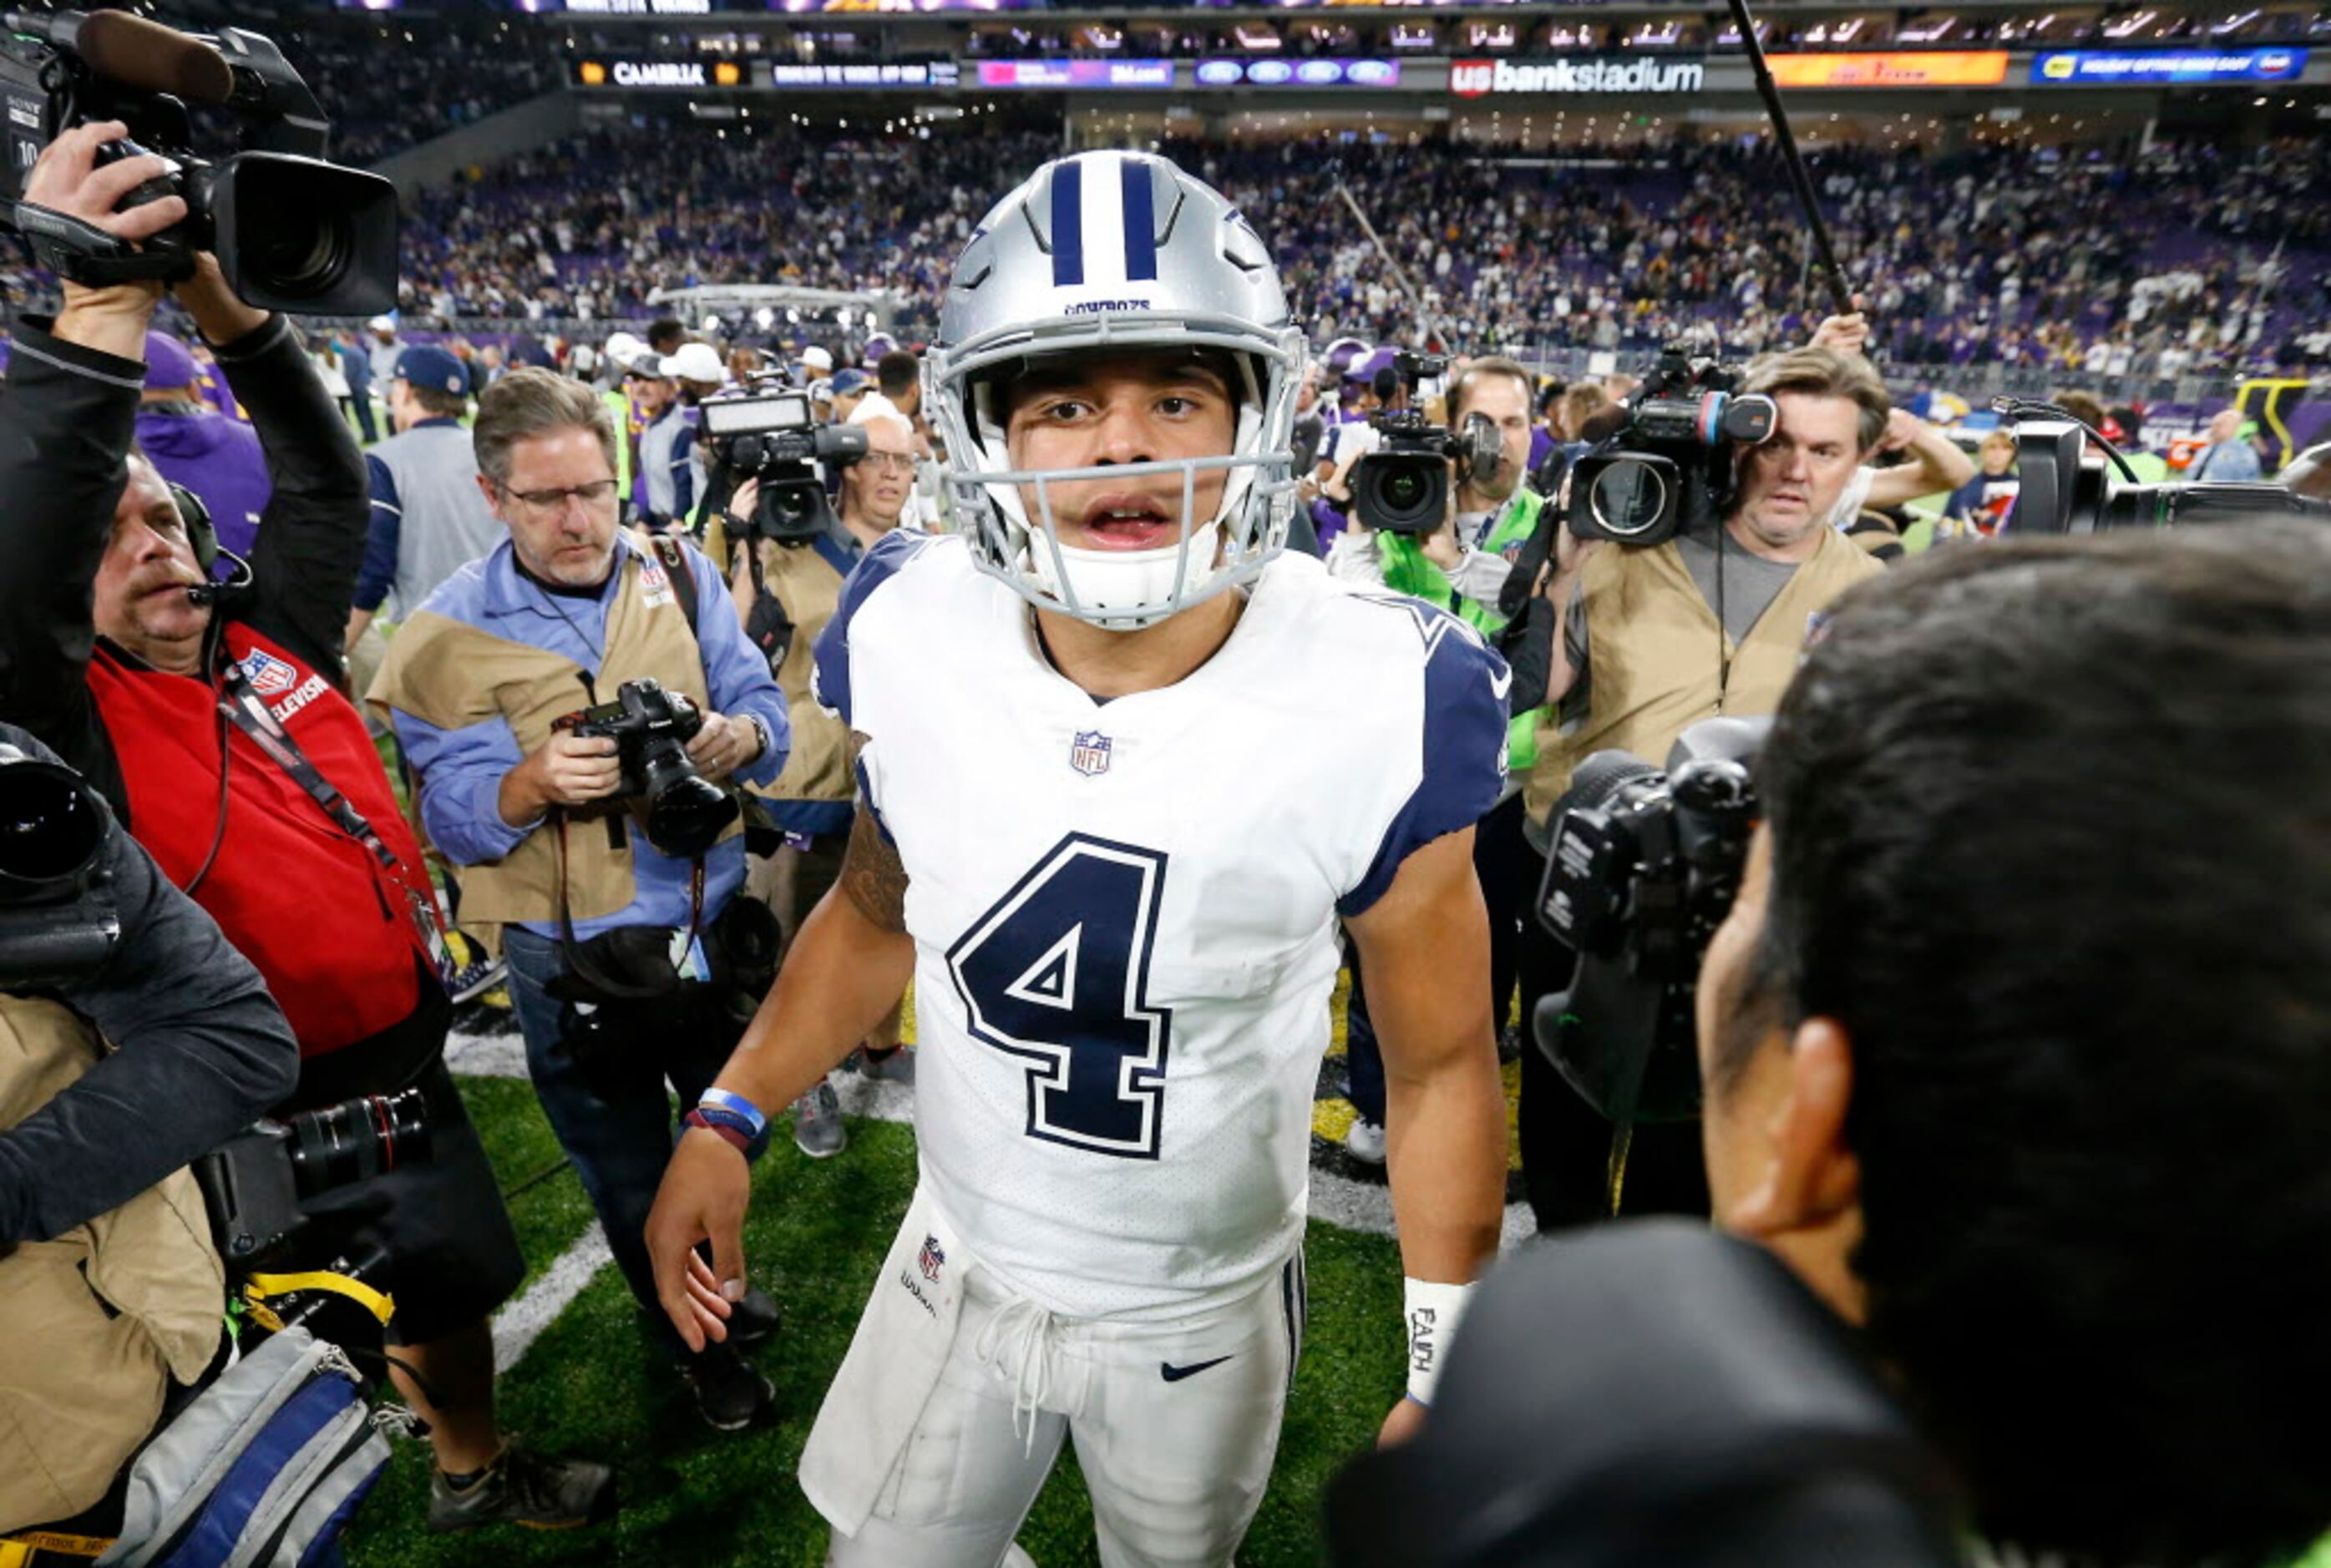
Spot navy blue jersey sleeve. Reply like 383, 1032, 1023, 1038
1339, 616, 1513, 918
810, 528, 934, 728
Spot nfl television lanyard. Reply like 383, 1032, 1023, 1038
215, 656, 400, 871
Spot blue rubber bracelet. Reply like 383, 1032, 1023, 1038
697, 1088, 768, 1138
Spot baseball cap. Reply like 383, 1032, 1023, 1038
366, 314, 396, 333
604, 331, 643, 363
393, 345, 469, 397
801, 346, 834, 374
830, 367, 872, 397
661, 341, 727, 385
144, 332, 198, 392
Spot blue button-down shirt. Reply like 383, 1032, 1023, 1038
391, 532, 791, 940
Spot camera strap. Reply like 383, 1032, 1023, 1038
215, 657, 401, 871
552, 812, 707, 1000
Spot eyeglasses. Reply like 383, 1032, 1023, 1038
860, 453, 917, 475
503, 479, 621, 514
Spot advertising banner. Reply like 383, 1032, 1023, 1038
1450, 55, 1708, 94
975, 58, 1176, 89
1764, 51, 2010, 87
2030, 48, 2308, 85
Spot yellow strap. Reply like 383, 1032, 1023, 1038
1, 1528, 114, 1560
244, 1269, 397, 1326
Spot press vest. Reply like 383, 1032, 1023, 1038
0, 997, 222, 1531
86, 628, 437, 1058
1379, 488, 1548, 770
370, 546, 741, 936
1523, 525, 1881, 825
368, 421, 503, 620
753, 538, 855, 817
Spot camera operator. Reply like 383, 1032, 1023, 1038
705, 409, 920, 1161
369, 367, 793, 1433
1513, 346, 1883, 1232
1341, 524, 2331, 1567
0, 721, 299, 1534
0, 125, 614, 1532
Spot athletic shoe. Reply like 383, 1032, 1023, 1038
731, 1283, 779, 1348
677, 1343, 774, 1433
442, 929, 507, 1004
426, 1439, 616, 1533
1344, 1115, 1386, 1166
792, 1080, 848, 1159
850, 1044, 917, 1085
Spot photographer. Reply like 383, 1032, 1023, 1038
1513, 346, 1883, 1232
370, 367, 793, 1433
0, 125, 611, 1532
0, 721, 301, 1534
1343, 524, 2331, 1567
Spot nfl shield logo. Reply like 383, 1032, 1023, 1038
918, 1235, 945, 1283
241, 650, 297, 697
1069, 731, 1112, 778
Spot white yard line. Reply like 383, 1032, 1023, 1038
453, 1028, 1537, 1370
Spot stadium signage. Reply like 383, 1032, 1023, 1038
975, 59, 1175, 89
2029, 48, 2308, 85
1450, 56, 1707, 95
573, 58, 745, 88
1196, 58, 1401, 89
1764, 51, 2011, 88
764, 61, 960, 88
556, 0, 713, 13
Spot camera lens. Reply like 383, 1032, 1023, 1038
1589, 461, 1673, 540
284, 1087, 432, 1197
1353, 452, 1447, 534
642, 773, 740, 861
0, 760, 107, 889
246, 213, 355, 299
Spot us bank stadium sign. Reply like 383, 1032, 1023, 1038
1451, 56, 1707, 96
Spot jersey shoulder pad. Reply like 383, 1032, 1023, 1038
810, 529, 947, 726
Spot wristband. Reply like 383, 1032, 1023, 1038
1402, 1277, 1476, 1408
698, 1088, 768, 1140
682, 1110, 753, 1158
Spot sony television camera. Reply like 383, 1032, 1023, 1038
2004, 402, 2331, 534
1534, 716, 1768, 1125
552, 677, 737, 860
0, 8, 397, 313
1350, 351, 1505, 534
1565, 347, 1777, 548
0, 741, 119, 991
702, 387, 869, 543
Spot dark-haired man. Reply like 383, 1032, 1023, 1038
1695, 522, 2331, 1565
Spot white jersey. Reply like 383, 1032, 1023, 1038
813, 534, 1508, 1321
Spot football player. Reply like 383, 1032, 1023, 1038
646, 150, 1510, 1566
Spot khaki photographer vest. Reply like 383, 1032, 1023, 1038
1523, 526, 1880, 827
749, 537, 854, 810
0, 998, 224, 1531
369, 547, 742, 938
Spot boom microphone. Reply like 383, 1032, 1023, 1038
4, 9, 235, 104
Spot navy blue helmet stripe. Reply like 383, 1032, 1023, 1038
1051, 160, 1086, 288
1121, 159, 1158, 282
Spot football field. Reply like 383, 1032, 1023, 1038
341, 987, 1532, 1568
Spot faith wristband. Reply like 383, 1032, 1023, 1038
1403, 1277, 1476, 1407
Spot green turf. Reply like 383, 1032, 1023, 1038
457, 1075, 598, 1296
345, 1111, 1402, 1566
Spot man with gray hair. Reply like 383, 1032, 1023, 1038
369, 367, 795, 1434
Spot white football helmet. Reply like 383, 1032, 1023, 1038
925, 150, 1307, 631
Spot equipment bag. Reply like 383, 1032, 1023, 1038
97, 1328, 389, 1568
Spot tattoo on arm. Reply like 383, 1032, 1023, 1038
839, 732, 909, 933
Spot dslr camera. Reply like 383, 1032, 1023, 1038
0, 741, 119, 990
702, 387, 869, 543
195, 1088, 430, 1263
1351, 350, 1505, 534
0, 8, 398, 313
552, 677, 738, 860
2004, 403, 2331, 534
1566, 346, 1776, 548
1534, 716, 1767, 1125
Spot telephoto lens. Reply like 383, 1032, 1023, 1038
283, 1087, 431, 1196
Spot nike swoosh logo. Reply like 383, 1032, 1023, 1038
1159, 1356, 1233, 1383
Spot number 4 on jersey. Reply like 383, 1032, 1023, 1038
945, 833, 1174, 1160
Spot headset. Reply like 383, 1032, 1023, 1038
169, 481, 255, 608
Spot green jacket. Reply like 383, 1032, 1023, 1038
1376, 488, 1547, 769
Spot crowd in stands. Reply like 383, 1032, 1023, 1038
387, 124, 2331, 382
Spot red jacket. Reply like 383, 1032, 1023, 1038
87, 625, 438, 1058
